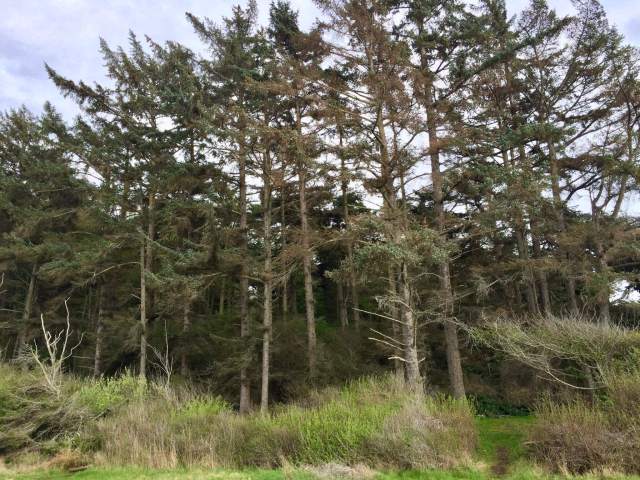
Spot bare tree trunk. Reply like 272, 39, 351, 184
515, 227, 539, 315
261, 149, 273, 413
426, 89, 465, 399
218, 279, 225, 316
340, 130, 359, 329
300, 167, 316, 378
388, 266, 404, 380
93, 284, 105, 377
238, 137, 251, 414
531, 228, 552, 315
139, 240, 147, 380
297, 105, 316, 379
440, 260, 465, 399
139, 193, 155, 381
281, 182, 289, 321
180, 300, 191, 377
399, 262, 421, 388
337, 280, 348, 330
15, 263, 37, 358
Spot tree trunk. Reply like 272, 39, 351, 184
93, 284, 105, 378
281, 182, 289, 321
139, 240, 147, 380
399, 262, 421, 388
515, 227, 539, 315
388, 266, 404, 380
340, 130, 360, 329
238, 137, 251, 414
14, 263, 37, 358
337, 280, 348, 330
218, 279, 226, 316
531, 229, 552, 315
297, 106, 316, 379
375, 100, 421, 390
261, 149, 273, 413
425, 86, 466, 399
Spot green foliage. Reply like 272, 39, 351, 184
76, 372, 146, 416
173, 396, 232, 421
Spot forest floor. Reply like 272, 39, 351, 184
1, 416, 638, 480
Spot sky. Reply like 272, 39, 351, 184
1, 0, 639, 119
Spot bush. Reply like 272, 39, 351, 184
75, 371, 145, 416
0, 365, 89, 457
529, 385, 640, 474
173, 395, 231, 421
364, 395, 476, 469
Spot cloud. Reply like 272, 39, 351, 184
0, 0, 635, 118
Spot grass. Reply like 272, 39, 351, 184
2, 416, 639, 479
475, 415, 534, 463
2, 466, 640, 480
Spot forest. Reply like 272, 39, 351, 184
1, 0, 640, 478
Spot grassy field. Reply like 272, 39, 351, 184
2, 416, 639, 480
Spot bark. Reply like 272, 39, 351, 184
340, 130, 360, 328
425, 82, 465, 399
336, 280, 348, 330
139, 192, 156, 381
14, 263, 37, 358
388, 266, 404, 380
261, 150, 273, 413
515, 227, 539, 315
93, 284, 105, 378
281, 182, 289, 320
531, 229, 552, 315
218, 279, 225, 316
376, 105, 421, 389
238, 135, 251, 414
399, 262, 421, 388
297, 105, 317, 379
139, 240, 147, 380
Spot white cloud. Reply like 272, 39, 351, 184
0, 0, 636, 117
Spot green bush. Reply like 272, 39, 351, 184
0, 365, 88, 457
76, 372, 146, 416
173, 395, 231, 421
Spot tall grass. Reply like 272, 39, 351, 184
529, 371, 640, 474
95, 375, 476, 469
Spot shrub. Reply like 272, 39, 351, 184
529, 394, 640, 474
75, 371, 145, 416
0, 365, 89, 458
173, 395, 231, 421
363, 395, 477, 469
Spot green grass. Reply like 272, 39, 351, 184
475, 415, 534, 463
0, 468, 312, 480
3, 412, 640, 479
2, 467, 640, 480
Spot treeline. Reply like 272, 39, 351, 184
1, 0, 639, 410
